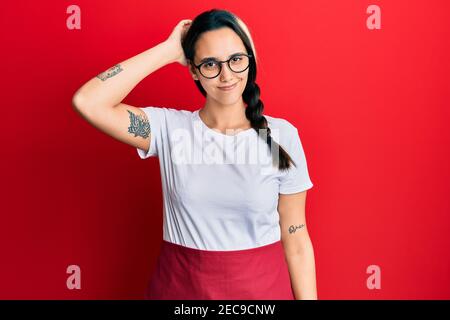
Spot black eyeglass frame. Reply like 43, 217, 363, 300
191, 53, 253, 79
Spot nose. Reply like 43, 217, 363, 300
219, 62, 234, 81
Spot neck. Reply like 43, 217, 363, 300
200, 97, 251, 131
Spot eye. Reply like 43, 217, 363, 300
232, 56, 242, 62
205, 61, 217, 68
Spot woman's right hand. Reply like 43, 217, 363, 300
165, 19, 192, 66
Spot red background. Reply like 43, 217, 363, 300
1, 0, 449, 299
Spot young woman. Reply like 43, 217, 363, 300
72, 9, 317, 300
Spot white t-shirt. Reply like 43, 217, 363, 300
136, 106, 314, 251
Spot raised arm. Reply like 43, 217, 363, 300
71, 19, 192, 152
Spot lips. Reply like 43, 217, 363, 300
218, 82, 238, 90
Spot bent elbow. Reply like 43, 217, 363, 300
72, 91, 86, 110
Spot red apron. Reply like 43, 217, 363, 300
144, 240, 295, 300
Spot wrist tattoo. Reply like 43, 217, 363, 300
127, 110, 151, 138
96, 64, 123, 81
288, 224, 305, 234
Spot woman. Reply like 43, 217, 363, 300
72, 8, 317, 300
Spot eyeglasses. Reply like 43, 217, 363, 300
192, 53, 253, 79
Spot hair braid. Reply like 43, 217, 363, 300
243, 82, 296, 171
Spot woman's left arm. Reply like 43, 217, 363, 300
278, 191, 317, 300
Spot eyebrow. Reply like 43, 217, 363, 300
199, 52, 247, 63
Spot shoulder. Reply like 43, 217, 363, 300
141, 106, 194, 122
265, 114, 296, 130
264, 114, 298, 146
142, 106, 193, 116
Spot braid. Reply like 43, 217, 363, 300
243, 82, 296, 171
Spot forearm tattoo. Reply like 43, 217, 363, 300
288, 224, 305, 234
127, 110, 151, 138
96, 64, 123, 81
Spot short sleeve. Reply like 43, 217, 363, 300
279, 126, 314, 194
136, 106, 166, 159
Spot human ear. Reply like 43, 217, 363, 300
188, 61, 199, 80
